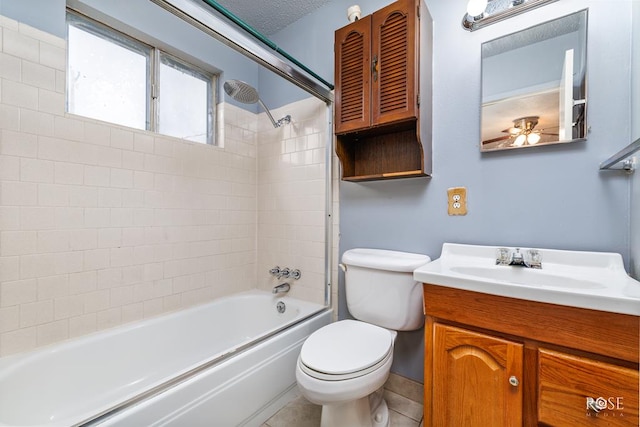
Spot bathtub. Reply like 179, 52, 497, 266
0, 290, 331, 427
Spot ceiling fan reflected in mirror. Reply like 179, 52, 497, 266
483, 116, 559, 148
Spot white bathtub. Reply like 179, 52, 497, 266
0, 290, 331, 427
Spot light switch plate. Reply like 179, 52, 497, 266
447, 187, 467, 215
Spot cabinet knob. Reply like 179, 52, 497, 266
508, 376, 519, 387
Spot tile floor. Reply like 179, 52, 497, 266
263, 374, 424, 427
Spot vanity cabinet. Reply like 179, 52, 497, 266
334, 0, 432, 181
423, 284, 639, 427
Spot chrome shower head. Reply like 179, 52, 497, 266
223, 79, 291, 128
223, 79, 259, 105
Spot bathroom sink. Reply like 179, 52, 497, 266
414, 243, 640, 315
448, 266, 606, 289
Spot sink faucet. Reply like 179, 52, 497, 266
496, 248, 542, 269
510, 248, 525, 266
272, 283, 290, 294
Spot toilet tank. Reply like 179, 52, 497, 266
342, 248, 431, 331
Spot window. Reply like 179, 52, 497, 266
67, 15, 150, 130
66, 12, 216, 144
158, 54, 213, 144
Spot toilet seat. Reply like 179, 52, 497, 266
299, 320, 393, 381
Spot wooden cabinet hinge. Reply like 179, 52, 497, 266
417, 93, 420, 107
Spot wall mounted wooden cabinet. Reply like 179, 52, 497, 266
334, 0, 432, 181
423, 284, 639, 427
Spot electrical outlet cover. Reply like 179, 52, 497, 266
447, 187, 467, 215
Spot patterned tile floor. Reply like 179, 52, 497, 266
262, 374, 424, 427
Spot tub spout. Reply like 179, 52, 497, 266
272, 283, 290, 294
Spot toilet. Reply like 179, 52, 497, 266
296, 248, 431, 427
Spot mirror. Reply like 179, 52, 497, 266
481, 10, 588, 152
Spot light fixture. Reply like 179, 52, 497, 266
527, 133, 541, 144
513, 134, 527, 147
347, 5, 361, 22
509, 116, 542, 147
462, 0, 559, 31
466, 0, 488, 18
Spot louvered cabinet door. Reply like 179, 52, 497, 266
334, 16, 371, 134
371, 0, 417, 126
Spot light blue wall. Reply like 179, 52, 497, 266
271, 0, 634, 382
0, 0, 66, 37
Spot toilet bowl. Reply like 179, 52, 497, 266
295, 248, 430, 427
296, 320, 397, 427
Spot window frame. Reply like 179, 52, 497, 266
66, 10, 218, 145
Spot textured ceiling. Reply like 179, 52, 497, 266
213, 0, 334, 35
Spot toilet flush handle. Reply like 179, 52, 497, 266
339, 263, 347, 272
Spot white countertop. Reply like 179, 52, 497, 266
414, 243, 640, 316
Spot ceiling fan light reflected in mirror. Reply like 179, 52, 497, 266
527, 133, 541, 144
514, 134, 527, 146
509, 116, 542, 147
481, 115, 559, 149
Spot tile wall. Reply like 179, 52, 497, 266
255, 98, 337, 307
0, 15, 334, 356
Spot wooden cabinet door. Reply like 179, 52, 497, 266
334, 15, 371, 134
432, 324, 523, 427
371, 0, 418, 127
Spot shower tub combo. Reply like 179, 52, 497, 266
0, 291, 331, 426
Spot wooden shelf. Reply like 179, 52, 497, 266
341, 170, 427, 182
336, 121, 428, 181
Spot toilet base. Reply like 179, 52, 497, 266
320, 388, 389, 427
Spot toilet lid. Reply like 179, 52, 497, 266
300, 320, 393, 375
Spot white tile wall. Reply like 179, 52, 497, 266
0, 15, 336, 356
256, 98, 337, 310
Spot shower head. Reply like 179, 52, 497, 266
223, 79, 259, 105
223, 79, 291, 128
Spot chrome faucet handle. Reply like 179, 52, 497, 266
496, 248, 510, 265
525, 249, 543, 269
278, 267, 291, 279
269, 266, 281, 276
290, 269, 302, 280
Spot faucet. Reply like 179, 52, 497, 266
509, 248, 525, 266
272, 283, 290, 294
268, 266, 302, 280
496, 248, 542, 269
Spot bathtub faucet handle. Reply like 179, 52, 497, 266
290, 269, 301, 280
269, 266, 281, 277
277, 268, 291, 279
